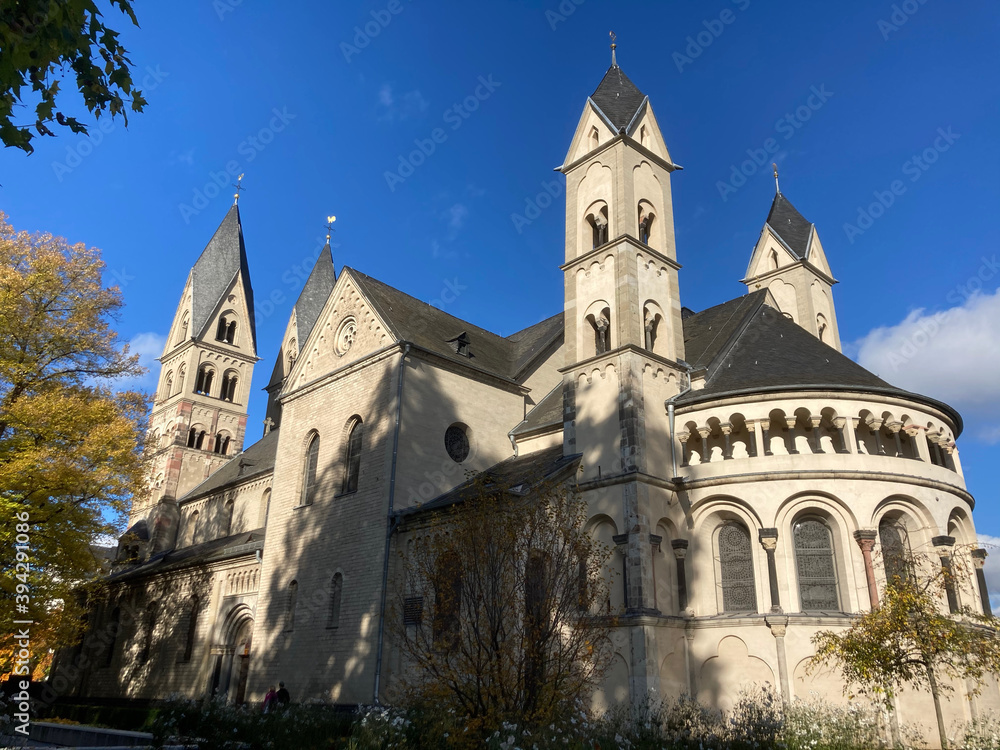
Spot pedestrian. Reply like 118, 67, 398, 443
275, 681, 290, 707
262, 685, 277, 713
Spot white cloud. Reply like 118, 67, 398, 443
976, 534, 1000, 610
376, 85, 428, 122
446, 203, 468, 233
852, 288, 1000, 443
115, 331, 166, 392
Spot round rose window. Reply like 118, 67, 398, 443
444, 424, 470, 463
335, 317, 357, 356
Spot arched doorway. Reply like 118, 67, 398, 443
209, 605, 254, 704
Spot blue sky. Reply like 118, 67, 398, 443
3, 2, 999, 556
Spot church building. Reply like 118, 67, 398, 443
56, 57, 997, 732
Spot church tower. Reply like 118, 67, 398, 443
133, 204, 258, 552
742, 187, 842, 351
559, 51, 688, 697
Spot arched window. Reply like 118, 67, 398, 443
216, 316, 227, 341
433, 550, 462, 648
177, 364, 186, 395
195, 365, 214, 395
139, 600, 158, 664
226, 320, 237, 344
104, 606, 121, 667
879, 517, 912, 585
223, 499, 235, 536
178, 314, 189, 343
327, 573, 343, 629
638, 201, 656, 245
793, 518, 839, 611
195, 430, 206, 450
640, 124, 649, 148
817, 314, 829, 344
301, 434, 319, 505
285, 580, 298, 631
343, 419, 363, 494
587, 307, 612, 356
260, 488, 272, 527
220, 371, 238, 402
182, 596, 199, 662
643, 302, 663, 353
769, 248, 779, 271
187, 428, 197, 447
187, 510, 200, 546
718, 522, 757, 613
286, 338, 297, 371
590, 126, 599, 151
586, 204, 609, 249
161, 371, 173, 400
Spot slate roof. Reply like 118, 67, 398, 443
191, 205, 257, 352
677, 294, 963, 430
110, 528, 265, 583
179, 427, 280, 502
395, 444, 581, 518
590, 65, 647, 132
348, 269, 563, 383
765, 192, 813, 259
511, 384, 563, 437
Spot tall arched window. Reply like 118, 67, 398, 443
328, 573, 343, 629
187, 427, 197, 447
638, 201, 656, 246
433, 551, 462, 648
587, 308, 612, 356
139, 600, 158, 664
178, 314, 189, 343
718, 522, 757, 613
187, 510, 200, 546
879, 517, 911, 584
223, 499, 235, 536
816, 314, 829, 344
226, 320, 237, 344
195, 365, 214, 395
161, 371, 173, 400
182, 596, 199, 662
590, 126, 599, 151
343, 420, 363, 494
769, 248, 779, 270
177, 364, 186, 395
221, 371, 238, 402
216, 316, 228, 341
260, 488, 272, 527
195, 430, 206, 450
793, 518, 839, 611
301, 434, 319, 505
104, 606, 121, 667
285, 580, 298, 631
586, 204, 609, 249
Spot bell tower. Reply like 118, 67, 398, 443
558, 47, 688, 699
133, 203, 258, 553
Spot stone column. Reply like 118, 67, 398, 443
887, 420, 904, 458
785, 417, 799, 454
721, 423, 734, 460
650, 534, 662, 612
810, 416, 825, 454
933, 535, 959, 613
684, 625, 697, 698
766, 616, 791, 703
869, 419, 886, 455
671, 539, 690, 613
760, 418, 772, 456
677, 431, 690, 467
759, 528, 781, 613
746, 419, 759, 458
854, 529, 880, 610
904, 425, 923, 460
972, 549, 992, 616
698, 427, 711, 464
833, 416, 851, 454
850, 417, 863, 454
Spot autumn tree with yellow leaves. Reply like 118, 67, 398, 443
0, 212, 149, 679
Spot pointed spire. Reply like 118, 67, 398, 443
325, 214, 336, 244
590, 63, 646, 132
233, 173, 245, 205
772, 163, 780, 194
610, 30, 617, 67
765, 192, 814, 260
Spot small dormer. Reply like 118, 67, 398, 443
447, 332, 472, 358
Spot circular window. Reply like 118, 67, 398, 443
444, 424, 470, 463
335, 317, 358, 356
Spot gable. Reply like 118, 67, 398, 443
562, 102, 619, 167
199, 270, 257, 358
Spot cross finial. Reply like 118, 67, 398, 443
772, 163, 780, 194
263, 416, 274, 436
610, 31, 617, 67
324, 214, 337, 243
233, 173, 245, 205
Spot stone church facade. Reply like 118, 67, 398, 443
57, 61, 997, 733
